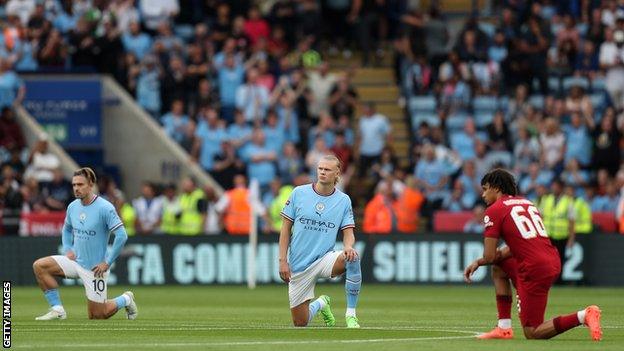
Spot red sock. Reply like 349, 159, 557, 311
553, 313, 581, 334
496, 295, 512, 320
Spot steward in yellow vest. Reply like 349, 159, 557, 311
177, 177, 205, 235
160, 183, 181, 235
565, 185, 592, 234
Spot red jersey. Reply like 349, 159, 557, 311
484, 196, 560, 279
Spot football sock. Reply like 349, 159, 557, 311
496, 295, 512, 320
43, 289, 62, 309
113, 294, 130, 310
308, 297, 327, 324
553, 313, 582, 333
577, 310, 586, 324
345, 256, 361, 314
498, 319, 512, 329
346, 308, 356, 318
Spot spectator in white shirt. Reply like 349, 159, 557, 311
357, 102, 391, 177
599, 28, 624, 110
132, 182, 164, 235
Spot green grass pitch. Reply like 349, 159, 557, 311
9, 284, 624, 350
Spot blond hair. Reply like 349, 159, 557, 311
73, 167, 97, 185
320, 154, 342, 185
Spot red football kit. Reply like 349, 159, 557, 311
484, 195, 561, 327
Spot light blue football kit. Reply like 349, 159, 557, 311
42, 195, 129, 313
281, 183, 361, 325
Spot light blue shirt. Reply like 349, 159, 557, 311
227, 123, 252, 148
591, 196, 619, 212
276, 106, 300, 144
450, 132, 478, 160
235, 84, 270, 122
564, 125, 591, 165
136, 68, 161, 112
488, 45, 507, 63
241, 143, 277, 186
358, 114, 390, 156
161, 113, 190, 144
414, 158, 449, 200
263, 125, 285, 155
195, 122, 228, 171
122, 32, 152, 60
0, 71, 23, 108
62, 196, 126, 269
218, 65, 245, 106
281, 184, 355, 273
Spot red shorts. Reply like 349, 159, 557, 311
498, 257, 559, 328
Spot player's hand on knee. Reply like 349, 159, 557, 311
91, 262, 110, 278
344, 247, 358, 262
463, 261, 480, 283
66, 250, 76, 260
279, 261, 291, 283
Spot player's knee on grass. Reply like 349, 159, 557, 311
293, 318, 308, 327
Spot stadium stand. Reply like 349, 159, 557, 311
1, 0, 624, 235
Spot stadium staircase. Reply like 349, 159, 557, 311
328, 54, 410, 218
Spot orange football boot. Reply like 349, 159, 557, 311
476, 327, 514, 339
584, 305, 602, 341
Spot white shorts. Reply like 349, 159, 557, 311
52, 255, 108, 303
288, 251, 343, 308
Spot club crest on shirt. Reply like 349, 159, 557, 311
315, 202, 325, 216
484, 215, 493, 227
79, 212, 87, 224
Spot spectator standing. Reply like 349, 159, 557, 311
132, 182, 164, 235
357, 102, 391, 177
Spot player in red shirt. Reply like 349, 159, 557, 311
463, 169, 602, 341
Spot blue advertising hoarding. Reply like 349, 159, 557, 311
22, 79, 102, 147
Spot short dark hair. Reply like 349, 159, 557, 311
481, 168, 518, 196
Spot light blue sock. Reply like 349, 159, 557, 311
43, 289, 62, 308
345, 257, 361, 310
308, 299, 323, 324
114, 295, 128, 310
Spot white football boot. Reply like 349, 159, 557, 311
124, 291, 138, 320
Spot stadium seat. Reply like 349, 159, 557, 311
478, 22, 497, 39
433, 211, 473, 232
474, 110, 494, 128
446, 112, 469, 131
409, 95, 437, 114
412, 112, 440, 128
529, 95, 545, 110
563, 76, 590, 91
590, 93, 607, 113
548, 76, 561, 94
591, 77, 606, 93
473, 96, 498, 112
592, 212, 618, 233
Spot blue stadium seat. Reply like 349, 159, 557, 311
474, 111, 495, 128
498, 96, 509, 113
591, 77, 606, 93
412, 112, 440, 128
409, 95, 437, 114
473, 96, 498, 112
563, 76, 590, 91
446, 112, 468, 131
590, 93, 607, 112
478, 22, 497, 39
529, 95, 545, 110
548, 76, 561, 94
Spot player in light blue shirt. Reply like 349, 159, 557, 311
279, 155, 361, 328
32, 168, 138, 320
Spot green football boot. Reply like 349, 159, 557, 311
319, 295, 335, 327
346, 315, 360, 329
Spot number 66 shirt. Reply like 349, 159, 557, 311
484, 195, 561, 280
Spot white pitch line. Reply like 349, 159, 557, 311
12, 335, 479, 349
14, 326, 480, 333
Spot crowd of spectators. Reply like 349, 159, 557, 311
3, 1, 624, 235
361, 0, 624, 233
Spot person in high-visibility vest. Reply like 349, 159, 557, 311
177, 177, 205, 235
160, 183, 181, 235
537, 179, 576, 283
395, 176, 424, 233
565, 185, 592, 235
113, 193, 136, 236
215, 174, 264, 235
363, 182, 397, 234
